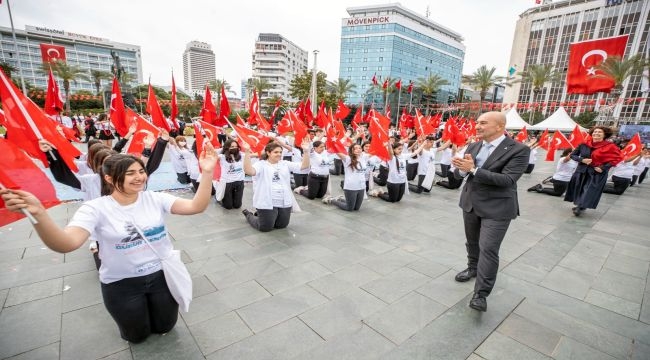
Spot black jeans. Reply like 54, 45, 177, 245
639, 168, 648, 184
101, 270, 178, 343
406, 163, 418, 181
524, 164, 535, 174
245, 206, 292, 232
330, 158, 344, 175
191, 180, 216, 195
221, 181, 244, 209
176, 172, 191, 184
373, 165, 388, 186
300, 173, 328, 199
409, 174, 430, 193
630, 175, 639, 186
437, 164, 450, 177
293, 173, 308, 188
333, 189, 364, 211
602, 175, 630, 195
436, 172, 463, 189
537, 179, 569, 196
379, 182, 405, 202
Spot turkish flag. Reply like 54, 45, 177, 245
276, 112, 293, 135
218, 85, 230, 127
621, 133, 642, 158
257, 112, 271, 132
288, 110, 308, 146
270, 98, 282, 120
0, 68, 81, 171
414, 109, 435, 137
200, 85, 218, 124
231, 116, 270, 154
334, 100, 350, 120
109, 77, 128, 136
193, 120, 221, 156
325, 111, 348, 155
395, 79, 402, 90
351, 106, 363, 131
545, 131, 572, 161
538, 129, 550, 150
566, 35, 629, 94
125, 108, 161, 155
382, 79, 389, 90
170, 74, 179, 130
44, 69, 64, 115
407, 81, 414, 94
568, 125, 584, 148
371, 74, 378, 86
515, 126, 528, 143
146, 83, 171, 132
39, 44, 66, 64
0, 139, 60, 227
314, 102, 327, 129
248, 91, 260, 126
367, 109, 391, 161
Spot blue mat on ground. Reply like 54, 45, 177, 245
46, 161, 190, 201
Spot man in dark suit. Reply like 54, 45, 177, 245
451, 112, 530, 312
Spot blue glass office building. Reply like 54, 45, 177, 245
339, 4, 465, 108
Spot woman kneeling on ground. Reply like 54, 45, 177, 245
241, 139, 310, 232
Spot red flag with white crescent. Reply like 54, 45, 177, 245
146, 83, 171, 132
200, 85, 218, 124
545, 131, 572, 161
515, 126, 528, 143
170, 74, 179, 130
109, 77, 128, 136
44, 69, 64, 116
39, 43, 66, 64
566, 35, 629, 94
621, 133, 642, 158
125, 108, 161, 155
568, 125, 584, 148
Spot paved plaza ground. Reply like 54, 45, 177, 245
0, 154, 649, 360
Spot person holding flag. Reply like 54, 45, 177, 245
216, 139, 246, 210
323, 143, 369, 211
369, 140, 409, 203
295, 140, 335, 200
602, 152, 638, 195
564, 126, 623, 216
241, 139, 311, 232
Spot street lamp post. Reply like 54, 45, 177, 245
310, 50, 319, 117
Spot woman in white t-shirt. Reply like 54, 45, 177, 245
373, 141, 408, 203
525, 141, 540, 174
242, 139, 310, 232
0, 146, 218, 344
297, 140, 333, 200
324, 143, 367, 211
528, 148, 577, 196
167, 136, 192, 184
218, 139, 246, 209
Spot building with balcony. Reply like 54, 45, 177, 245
183, 41, 216, 94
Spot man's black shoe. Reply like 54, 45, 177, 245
469, 293, 487, 312
455, 268, 477, 282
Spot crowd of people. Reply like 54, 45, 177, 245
2, 109, 648, 342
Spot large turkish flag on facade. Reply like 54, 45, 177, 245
39, 44, 67, 64
566, 35, 628, 94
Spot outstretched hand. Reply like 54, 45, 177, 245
0, 189, 45, 216
38, 139, 54, 152
300, 138, 311, 151
198, 141, 217, 173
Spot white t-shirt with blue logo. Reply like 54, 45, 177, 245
343, 155, 368, 191
219, 153, 245, 183
68, 191, 177, 284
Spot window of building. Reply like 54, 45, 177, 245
363, 58, 367, 62
364, 49, 368, 53
362, 67, 367, 71
380, 48, 384, 52
379, 57, 383, 61
378, 66, 382, 71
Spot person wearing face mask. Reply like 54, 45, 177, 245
564, 126, 623, 216
371, 141, 409, 203
167, 136, 192, 184
217, 139, 246, 209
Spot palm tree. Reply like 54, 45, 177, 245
0, 61, 17, 78
327, 78, 357, 101
509, 64, 562, 124
89, 70, 113, 95
209, 79, 231, 112
416, 74, 450, 115
250, 78, 272, 98
462, 65, 503, 116
41, 60, 90, 113
119, 72, 135, 87
595, 54, 645, 127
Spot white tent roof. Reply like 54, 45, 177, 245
504, 108, 532, 130
530, 107, 585, 131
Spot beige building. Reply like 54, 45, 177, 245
504, 0, 649, 124
183, 41, 216, 94
251, 33, 308, 102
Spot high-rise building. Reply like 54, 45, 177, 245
251, 33, 308, 102
0, 25, 142, 92
504, 0, 649, 123
183, 41, 216, 94
339, 3, 465, 108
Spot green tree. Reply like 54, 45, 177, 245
573, 111, 598, 128
0, 61, 16, 78
509, 64, 562, 124
327, 78, 357, 101
119, 72, 135, 86
462, 65, 503, 116
289, 70, 337, 110
208, 79, 231, 112
132, 84, 171, 101
595, 54, 645, 98
416, 74, 450, 115
89, 69, 113, 95
249, 78, 272, 98
41, 60, 90, 113
263, 95, 285, 121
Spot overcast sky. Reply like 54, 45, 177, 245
2, 0, 538, 96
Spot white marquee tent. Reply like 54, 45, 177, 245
504, 108, 532, 130
530, 107, 586, 131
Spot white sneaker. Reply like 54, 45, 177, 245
322, 196, 332, 204
294, 186, 304, 194
368, 189, 380, 197
336, 195, 345, 201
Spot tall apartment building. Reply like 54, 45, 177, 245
183, 41, 216, 94
339, 3, 465, 107
504, 0, 649, 123
0, 25, 142, 92
251, 33, 308, 102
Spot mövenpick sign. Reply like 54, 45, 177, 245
346, 16, 390, 26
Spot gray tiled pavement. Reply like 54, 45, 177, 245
1, 156, 649, 359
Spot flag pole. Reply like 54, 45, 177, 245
5, 0, 27, 95
0, 183, 38, 224
409, 83, 413, 112
397, 86, 402, 122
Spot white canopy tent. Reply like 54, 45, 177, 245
530, 107, 585, 131
504, 108, 532, 130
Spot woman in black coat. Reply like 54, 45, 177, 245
564, 126, 623, 216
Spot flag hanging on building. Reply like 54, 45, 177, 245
44, 69, 64, 116
566, 35, 629, 94
39, 44, 66, 64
